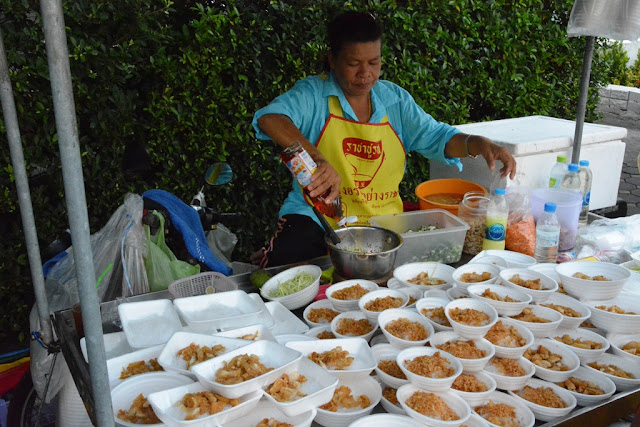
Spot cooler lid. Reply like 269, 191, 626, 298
454, 115, 628, 156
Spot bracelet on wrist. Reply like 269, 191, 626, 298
464, 135, 479, 159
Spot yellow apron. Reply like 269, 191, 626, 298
315, 96, 405, 226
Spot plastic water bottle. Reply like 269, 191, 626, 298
560, 163, 581, 192
549, 155, 568, 188
578, 160, 593, 226
534, 202, 560, 263
482, 188, 509, 250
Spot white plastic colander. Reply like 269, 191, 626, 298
167, 271, 237, 298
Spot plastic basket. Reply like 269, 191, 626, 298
168, 272, 238, 298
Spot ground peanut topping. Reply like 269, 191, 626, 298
382, 387, 399, 405
479, 288, 519, 302
460, 271, 492, 283
516, 385, 567, 408
332, 284, 369, 300
488, 358, 527, 377
405, 352, 455, 378
378, 359, 407, 379
385, 318, 429, 341
485, 320, 527, 348
509, 274, 543, 290
316, 330, 336, 340
541, 303, 582, 317
307, 308, 340, 323
119, 358, 163, 380
557, 377, 605, 395
435, 340, 487, 359
177, 342, 226, 370
266, 372, 307, 402
554, 334, 603, 350
510, 307, 551, 323
335, 318, 374, 336
364, 296, 404, 312
524, 346, 568, 371
622, 341, 640, 356
319, 386, 370, 412
475, 400, 519, 427
308, 346, 354, 370
587, 362, 634, 379
452, 374, 488, 392
421, 306, 451, 326
407, 296, 417, 306
448, 307, 490, 326
406, 391, 459, 420
572, 272, 610, 281
595, 305, 637, 315
408, 272, 447, 286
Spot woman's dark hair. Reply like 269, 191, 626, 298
328, 11, 383, 57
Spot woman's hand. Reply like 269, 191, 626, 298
307, 159, 342, 203
478, 138, 517, 180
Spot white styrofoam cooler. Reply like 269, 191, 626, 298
429, 115, 627, 210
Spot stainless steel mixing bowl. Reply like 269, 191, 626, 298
324, 226, 403, 280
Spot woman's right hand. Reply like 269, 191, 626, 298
307, 159, 341, 203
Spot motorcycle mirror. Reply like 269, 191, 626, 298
204, 163, 233, 186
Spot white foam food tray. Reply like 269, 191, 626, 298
222, 399, 317, 427
190, 340, 302, 398
157, 331, 250, 379
246, 292, 276, 329
266, 301, 310, 335
313, 376, 382, 427
214, 324, 278, 343
173, 290, 262, 331
147, 381, 262, 426
107, 344, 165, 389
285, 338, 376, 380
81, 331, 133, 363
118, 299, 183, 348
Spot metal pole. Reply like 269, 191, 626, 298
0, 29, 54, 344
39, 0, 114, 425
571, 35, 596, 165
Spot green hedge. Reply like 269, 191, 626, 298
0, 0, 614, 342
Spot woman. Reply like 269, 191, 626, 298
251, 11, 516, 267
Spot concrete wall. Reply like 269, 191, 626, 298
598, 84, 640, 119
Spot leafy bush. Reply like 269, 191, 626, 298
0, 0, 616, 343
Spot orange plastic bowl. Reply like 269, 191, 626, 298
415, 179, 487, 216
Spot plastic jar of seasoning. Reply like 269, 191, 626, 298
458, 191, 490, 255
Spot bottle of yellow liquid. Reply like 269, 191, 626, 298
483, 188, 508, 250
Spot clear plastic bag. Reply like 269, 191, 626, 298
575, 214, 640, 259
205, 223, 238, 269
505, 186, 536, 256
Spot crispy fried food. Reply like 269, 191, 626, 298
256, 419, 293, 427
177, 342, 227, 370
524, 346, 568, 371
266, 372, 307, 402
407, 296, 417, 306
178, 391, 239, 420
435, 339, 487, 359
319, 385, 370, 412
382, 386, 399, 405
452, 374, 488, 393
385, 318, 429, 341
119, 358, 164, 380
405, 352, 454, 378
510, 307, 551, 323
407, 272, 447, 286
421, 306, 451, 326
557, 377, 605, 395
378, 359, 407, 379
364, 296, 404, 312
622, 341, 640, 356
595, 305, 637, 315
460, 272, 492, 283
587, 362, 634, 379
214, 354, 273, 385
308, 346, 354, 370
316, 330, 336, 340
238, 331, 260, 341
541, 303, 582, 317
475, 400, 519, 427
332, 284, 369, 300
308, 308, 340, 324
509, 274, 543, 290
557, 282, 568, 294
485, 320, 527, 348
487, 358, 527, 377
405, 391, 459, 421
479, 288, 519, 302
448, 307, 490, 326
515, 385, 567, 408
573, 272, 610, 281
335, 318, 374, 336
554, 334, 602, 350
580, 319, 596, 329
117, 393, 161, 424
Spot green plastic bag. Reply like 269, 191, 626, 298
145, 211, 200, 292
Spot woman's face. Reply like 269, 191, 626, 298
329, 40, 382, 98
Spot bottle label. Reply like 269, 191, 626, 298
583, 191, 590, 206
549, 177, 557, 187
537, 229, 559, 248
486, 223, 506, 241
285, 151, 317, 187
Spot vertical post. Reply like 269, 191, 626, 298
571, 36, 596, 164
39, 0, 114, 425
0, 29, 53, 344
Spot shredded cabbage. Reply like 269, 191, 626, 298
269, 271, 315, 297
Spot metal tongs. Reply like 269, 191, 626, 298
312, 207, 357, 245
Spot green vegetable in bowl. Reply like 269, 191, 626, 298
406, 224, 440, 233
269, 271, 315, 297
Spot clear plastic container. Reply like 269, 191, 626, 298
531, 188, 581, 252
578, 160, 593, 226
549, 155, 568, 188
457, 191, 490, 256
534, 202, 560, 263
483, 188, 508, 250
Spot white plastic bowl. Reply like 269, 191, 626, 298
483, 318, 534, 360
314, 376, 381, 427
378, 308, 434, 349
425, 289, 452, 300
483, 357, 536, 391
452, 263, 501, 292
507, 304, 563, 338
499, 268, 558, 303
223, 399, 317, 427
583, 293, 640, 334
396, 384, 471, 427
554, 366, 616, 407
118, 299, 183, 348
524, 338, 580, 383
372, 344, 410, 389
480, 250, 537, 268
213, 323, 277, 343
302, 299, 341, 328
508, 377, 577, 422
450, 371, 497, 407
379, 387, 408, 415
538, 292, 591, 330
304, 325, 335, 340
326, 279, 379, 312
549, 328, 610, 364
331, 310, 379, 342
396, 287, 423, 308
471, 390, 535, 427
348, 413, 422, 426
466, 284, 532, 317
447, 285, 471, 301
469, 254, 508, 269
111, 372, 194, 427
607, 333, 640, 365
358, 289, 409, 324
393, 262, 456, 291
582, 352, 640, 391
445, 299, 498, 340
555, 261, 631, 301
260, 265, 321, 310
397, 346, 463, 392
429, 331, 495, 373
416, 297, 454, 332
275, 334, 317, 345
386, 277, 407, 290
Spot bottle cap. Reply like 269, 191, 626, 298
494, 188, 506, 195
579, 160, 589, 167
544, 202, 557, 213
557, 155, 567, 163
568, 163, 579, 172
